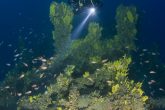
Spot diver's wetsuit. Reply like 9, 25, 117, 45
68, 0, 103, 14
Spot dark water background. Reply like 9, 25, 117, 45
0, 0, 165, 97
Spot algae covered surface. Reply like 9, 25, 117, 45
0, 1, 165, 110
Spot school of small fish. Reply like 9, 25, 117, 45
138, 48, 165, 95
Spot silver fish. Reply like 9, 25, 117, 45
151, 52, 156, 56
40, 66, 47, 70
102, 59, 108, 63
40, 73, 44, 78
149, 71, 156, 74
5, 86, 10, 89
25, 91, 32, 95
34, 87, 39, 90
19, 74, 25, 79
31, 84, 37, 88
22, 62, 28, 67
159, 88, 165, 91
144, 60, 150, 63
6, 63, 11, 66
17, 93, 22, 97
142, 49, 148, 52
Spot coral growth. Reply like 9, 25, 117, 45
49, 3, 138, 75
17, 57, 149, 110
50, 2, 73, 53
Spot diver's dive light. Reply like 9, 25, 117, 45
89, 7, 96, 15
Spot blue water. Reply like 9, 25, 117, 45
0, 0, 53, 79
0, 0, 165, 109
0, 0, 165, 99
100, 0, 165, 57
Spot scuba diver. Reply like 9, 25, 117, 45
68, 0, 103, 14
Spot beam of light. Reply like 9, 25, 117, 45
71, 7, 96, 39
